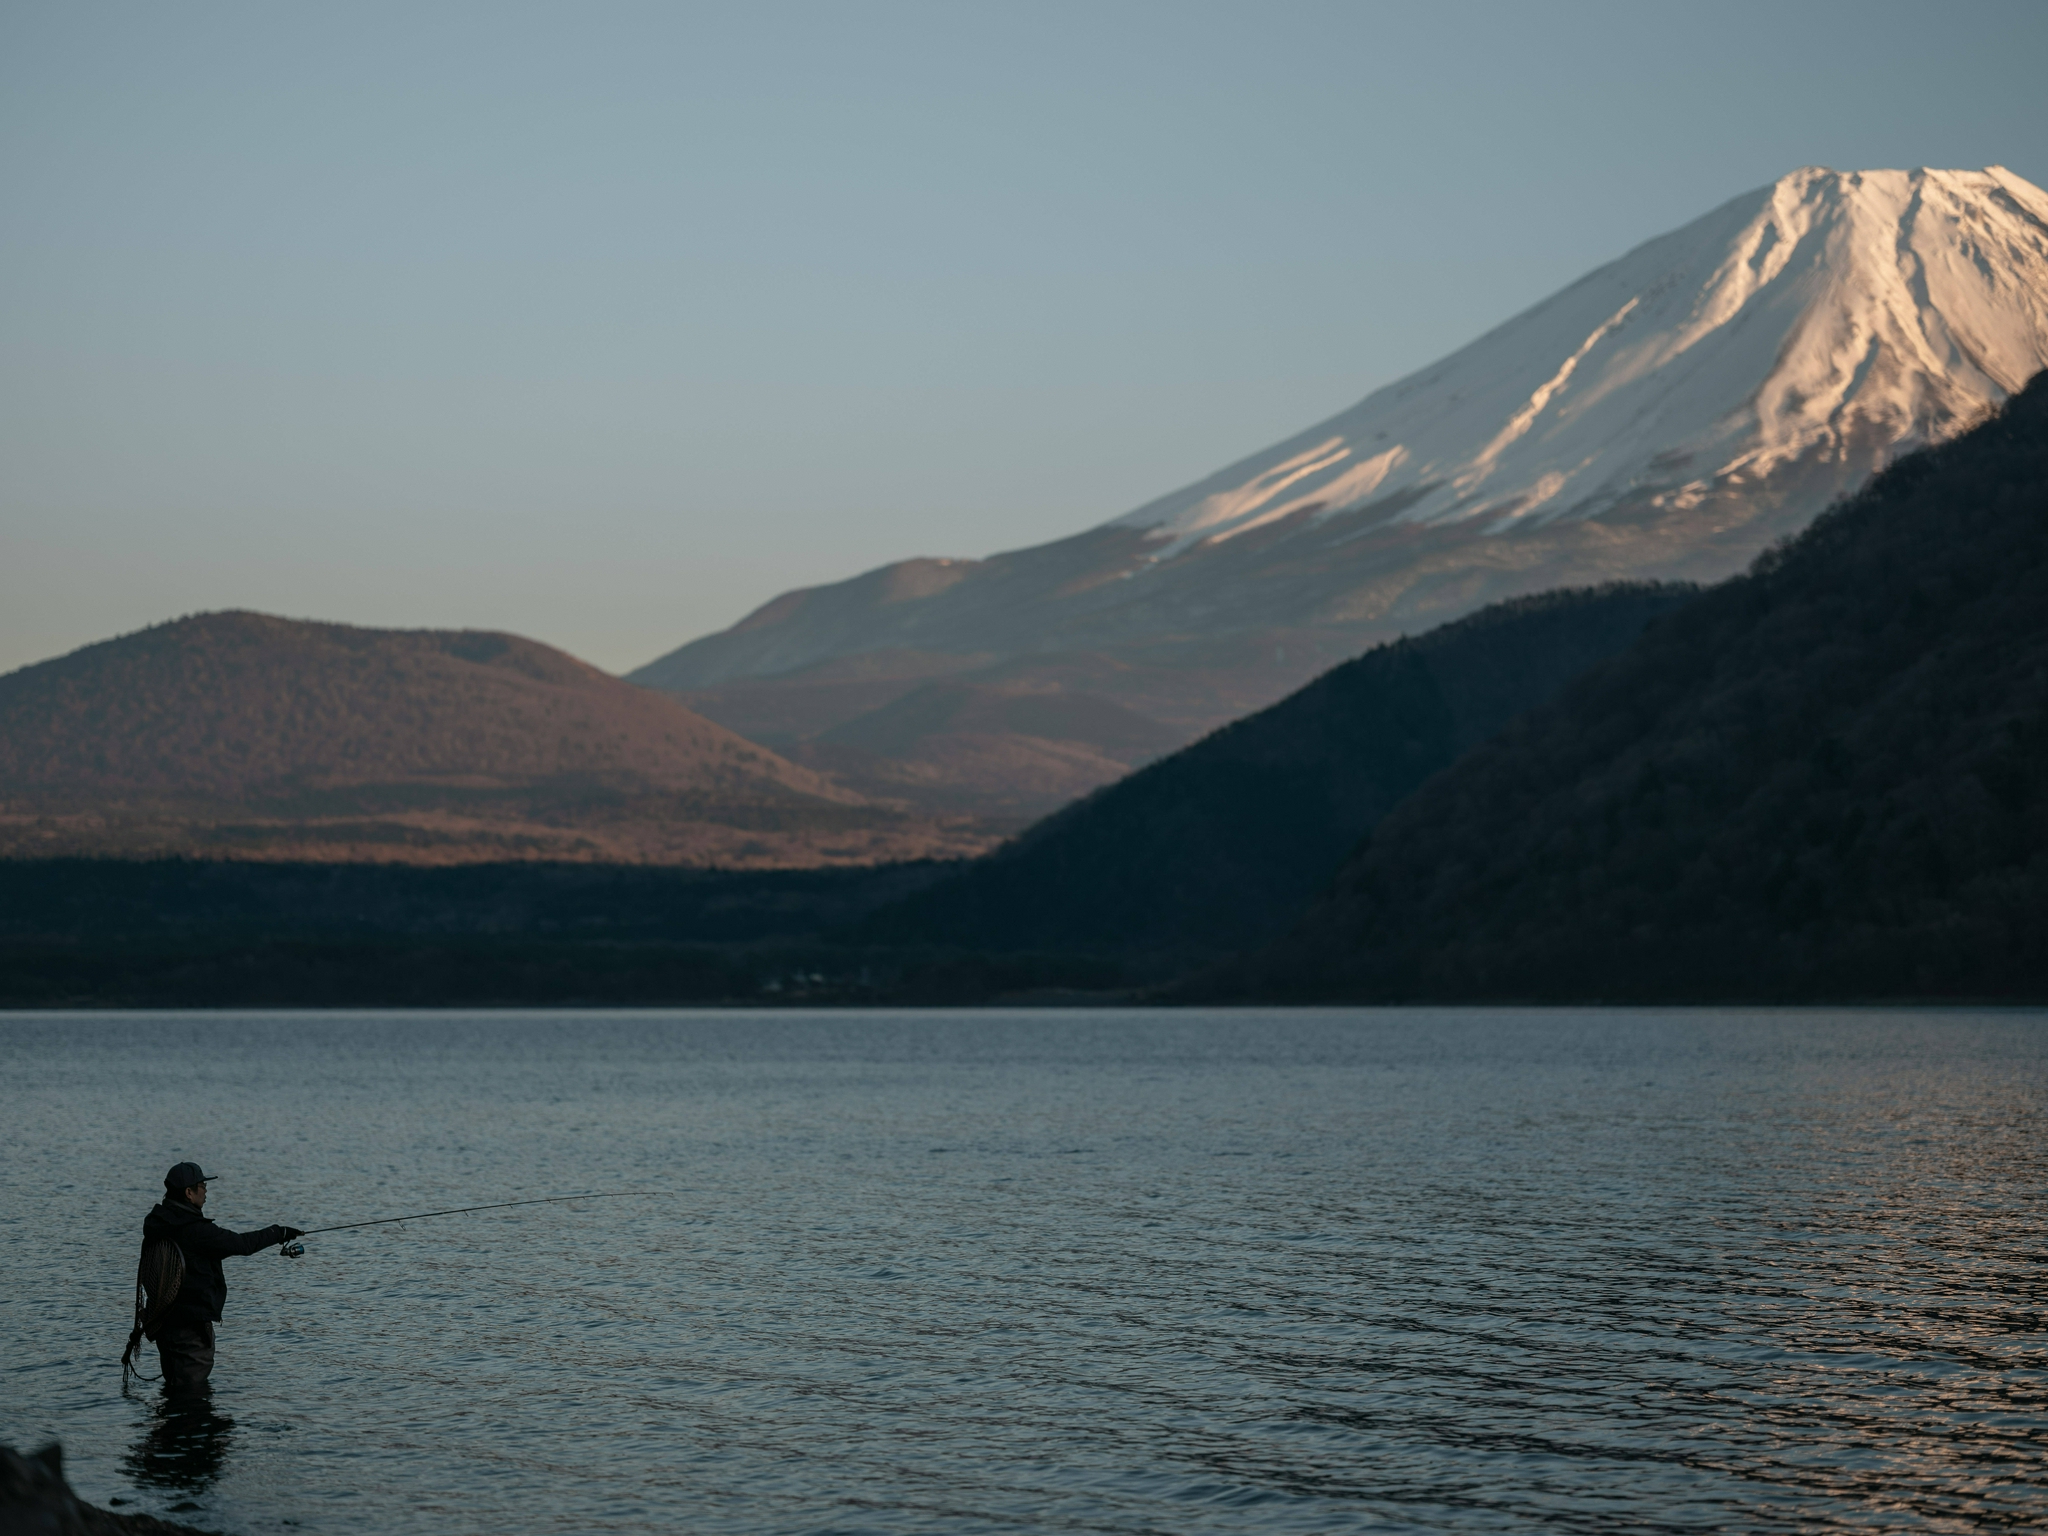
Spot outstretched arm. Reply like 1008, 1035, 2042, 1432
181, 1218, 300, 1259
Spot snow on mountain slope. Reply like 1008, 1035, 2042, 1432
632, 166, 2048, 820
1115, 166, 2048, 557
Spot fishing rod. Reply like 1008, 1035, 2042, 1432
278, 1191, 655, 1256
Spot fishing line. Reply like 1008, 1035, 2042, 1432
280, 1190, 656, 1254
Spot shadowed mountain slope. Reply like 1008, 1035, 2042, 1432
854, 583, 1694, 960
786, 674, 1187, 822
634, 167, 2048, 820
1212, 370, 2048, 1001
0, 613, 983, 866
670, 633, 1345, 826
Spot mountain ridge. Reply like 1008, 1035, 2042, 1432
631, 165, 2048, 820
1111, 166, 2048, 550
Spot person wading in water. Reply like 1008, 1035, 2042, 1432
124, 1163, 301, 1392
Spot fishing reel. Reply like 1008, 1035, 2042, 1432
278, 1241, 305, 1258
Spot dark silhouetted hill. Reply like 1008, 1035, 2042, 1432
1211, 370, 2048, 1001
854, 583, 1695, 960
0, 612, 986, 866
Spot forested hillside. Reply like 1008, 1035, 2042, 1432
1212, 371, 2048, 1001
0, 612, 981, 866
855, 583, 1694, 960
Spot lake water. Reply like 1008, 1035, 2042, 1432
2, 1009, 2044, 1533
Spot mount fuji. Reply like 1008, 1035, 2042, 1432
633, 166, 2048, 822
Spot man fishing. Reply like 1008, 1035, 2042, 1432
125, 1163, 302, 1392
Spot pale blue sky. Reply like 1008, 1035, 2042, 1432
4, 0, 2044, 675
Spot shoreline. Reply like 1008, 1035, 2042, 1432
2, 1443, 212, 1536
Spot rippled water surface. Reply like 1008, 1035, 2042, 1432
3, 1009, 2045, 1533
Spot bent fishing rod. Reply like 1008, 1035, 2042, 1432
277, 1191, 655, 1256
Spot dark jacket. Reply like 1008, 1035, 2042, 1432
141, 1198, 289, 1329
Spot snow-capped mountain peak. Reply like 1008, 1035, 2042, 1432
1112, 166, 2048, 560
